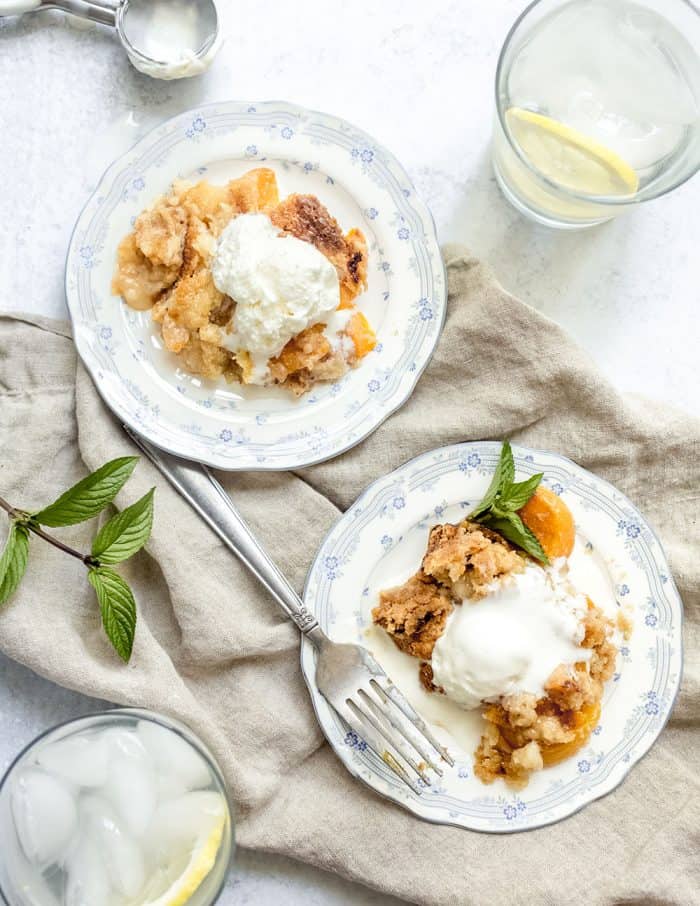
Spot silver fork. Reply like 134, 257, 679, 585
125, 428, 454, 794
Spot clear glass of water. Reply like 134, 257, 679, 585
0, 709, 234, 906
492, 0, 700, 229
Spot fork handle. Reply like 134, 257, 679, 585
123, 428, 325, 643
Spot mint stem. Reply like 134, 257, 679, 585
0, 496, 99, 568
0, 495, 27, 521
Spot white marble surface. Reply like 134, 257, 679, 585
0, 2, 698, 904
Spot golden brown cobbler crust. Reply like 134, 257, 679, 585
111, 169, 370, 395
371, 517, 620, 788
422, 520, 525, 599
372, 572, 453, 661
270, 194, 368, 309
476, 602, 617, 787
372, 521, 521, 660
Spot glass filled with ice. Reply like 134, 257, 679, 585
0, 710, 233, 906
493, 0, 700, 228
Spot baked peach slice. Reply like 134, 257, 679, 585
180, 168, 280, 227
339, 228, 369, 308
227, 167, 280, 213
346, 310, 377, 359
540, 700, 601, 767
272, 324, 331, 375
519, 486, 575, 560
490, 697, 601, 770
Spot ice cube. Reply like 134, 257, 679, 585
64, 834, 112, 906
102, 728, 149, 762
1, 794, 58, 906
105, 754, 157, 838
137, 721, 210, 791
35, 734, 109, 788
156, 772, 189, 802
146, 791, 226, 865
80, 796, 145, 899
10, 768, 78, 866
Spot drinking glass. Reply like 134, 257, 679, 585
0, 709, 234, 906
493, 0, 700, 228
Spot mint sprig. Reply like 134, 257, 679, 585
501, 473, 544, 511
468, 441, 548, 564
479, 513, 549, 563
0, 458, 154, 662
469, 441, 515, 519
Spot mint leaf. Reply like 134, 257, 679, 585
92, 489, 155, 565
468, 442, 549, 563
499, 440, 515, 488
88, 567, 137, 662
34, 458, 139, 528
481, 512, 549, 565
0, 522, 30, 606
500, 473, 543, 511
469, 441, 515, 519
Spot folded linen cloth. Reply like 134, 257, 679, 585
1, 247, 698, 906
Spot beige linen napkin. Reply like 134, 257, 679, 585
1, 248, 698, 906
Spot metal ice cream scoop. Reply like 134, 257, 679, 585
0, 0, 221, 80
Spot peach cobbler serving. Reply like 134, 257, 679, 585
372, 442, 631, 788
112, 167, 377, 396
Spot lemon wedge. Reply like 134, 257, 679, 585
139, 794, 227, 906
505, 107, 639, 197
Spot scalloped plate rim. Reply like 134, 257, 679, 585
300, 440, 684, 833
64, 99, 447, 471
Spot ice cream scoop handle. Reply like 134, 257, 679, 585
0, 0, 118, 26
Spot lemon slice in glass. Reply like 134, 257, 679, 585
139, 792, 228, 906
505, 107, 640, 197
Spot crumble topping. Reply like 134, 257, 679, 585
616, 605, 634, 640
372, 513, 624, 788
474, 600, 616, 787
422, 520, 524, 600
372, 520, 524, 661
112, 169, 373, 395
372, 572, 453, 661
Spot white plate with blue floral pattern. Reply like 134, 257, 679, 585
301, 441, 683, 832
65, 101, 446, 470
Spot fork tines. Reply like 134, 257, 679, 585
342, 678, 454, 795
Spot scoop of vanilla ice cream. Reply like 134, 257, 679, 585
431, 562, 589, 710
211, 213, 340, 381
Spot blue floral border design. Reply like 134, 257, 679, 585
65, 101, 446, 471
301, 442, 683, 833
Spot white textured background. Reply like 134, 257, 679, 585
0, 1, 698, 903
